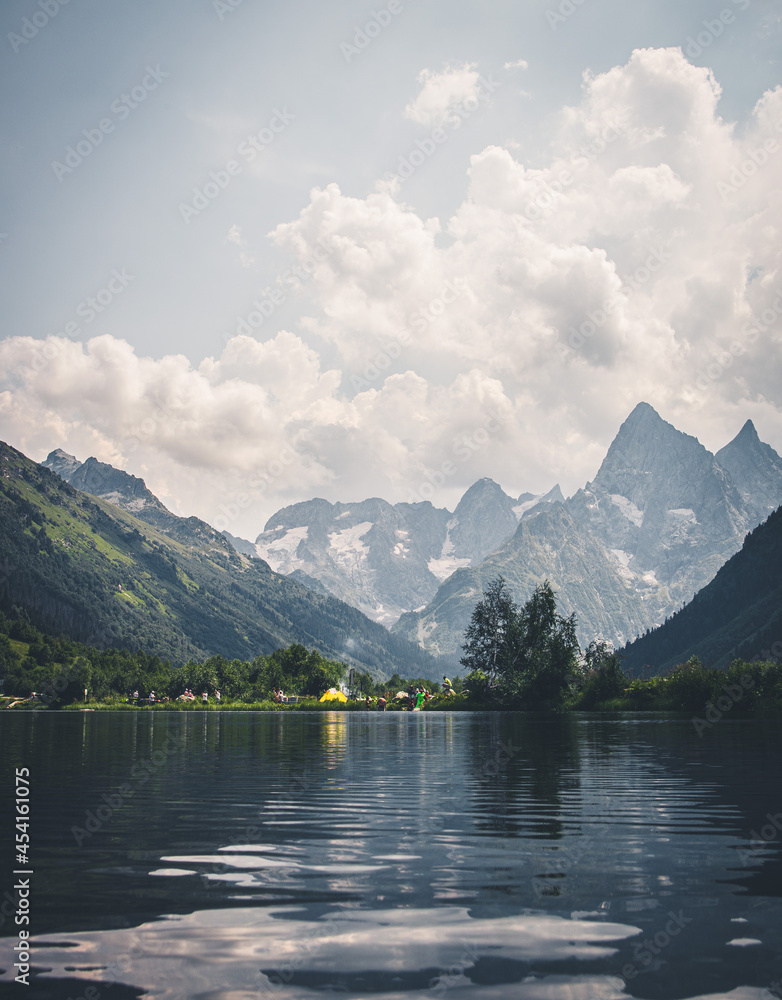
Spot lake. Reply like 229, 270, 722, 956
0, 710, 780, 999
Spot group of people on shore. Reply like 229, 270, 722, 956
129, 688, 221, 704
177, 688, 220, 703
362, 677, 455, 711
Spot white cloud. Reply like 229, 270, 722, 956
2, 47, 782, 537
404, 63, 484, 127
226, 225, 257, 269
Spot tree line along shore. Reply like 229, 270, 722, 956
1, 585, 781, 714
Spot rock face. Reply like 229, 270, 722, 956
253, 480, 563, 625
566, 402, 750, 615
393, 502, 658, 660
715, 419, 782, 525
391, 403, 782, 660
43, 448, 82, 480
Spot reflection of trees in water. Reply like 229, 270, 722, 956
467, 713, 582, 839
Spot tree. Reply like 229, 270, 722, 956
353, 671, 375, 696
461, 577, 581, 708
576, 640, 626, 708
460, 576, 519, 683
54, 656, 92, 705
503, 581, 580, 708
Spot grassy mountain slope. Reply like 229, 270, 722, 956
620, 506, 782, 674
0, 441, 438, 677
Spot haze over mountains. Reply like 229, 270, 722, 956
40, 402, 782, 670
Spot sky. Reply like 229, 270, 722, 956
1, 0, 782, 540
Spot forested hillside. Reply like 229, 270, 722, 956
0, 442, 437, 678
620, 506, 782, 673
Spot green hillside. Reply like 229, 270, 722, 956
620, 505, 782, 674
0, 442, 437, 678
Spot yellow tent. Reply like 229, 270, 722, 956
319, 688, 348, 703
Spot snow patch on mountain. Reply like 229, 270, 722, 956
608, 548, 636, 586
254, 525, 309, 572
393, 529, 410, 558
328, 522, 373, 569
513, 495, 545, 519
669, 508, 697, 521
428, 523, 471, 581
610, 494, 644, 527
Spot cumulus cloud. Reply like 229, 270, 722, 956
2, 47, 782, 536
404, 63, 484, 127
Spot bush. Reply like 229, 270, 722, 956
576, 645, 626, 709
661, 657, 718, 711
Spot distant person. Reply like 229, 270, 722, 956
443, 676, 454, 695
202, 690, 208, 704
365, 695, 372, 709
215, 690, 221, 703
149, 691, 155, 704
377, 696, 387, 712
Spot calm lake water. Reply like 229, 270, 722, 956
0, 711, 781, 1000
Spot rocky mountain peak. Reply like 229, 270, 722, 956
43, 448, 81, 479
717, 418, 779, 468
716, 419, 782, 521
449, 478, 519, 563
588, 403, 734, 527
454, 477, 512, 510
69, 457, 156, 502
40, 449, 203, 545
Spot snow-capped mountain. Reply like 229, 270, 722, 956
42, 402, 782, 663
566, 402, 751, 612
253, 480, 562, 624
392, 403, 782, 658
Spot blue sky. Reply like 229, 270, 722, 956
2, 0, 781, 537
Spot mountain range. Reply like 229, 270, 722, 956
2, 442, 439, 678
225, 403, 782, 664
34, 401, 782, 673
251, 479, 563, 625
393, 404, 782, 660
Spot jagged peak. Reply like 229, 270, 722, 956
594, 402, 709, 485
456, 478, 512, 506
45, 448, 78, 463
619, 401, 675, 436
542, 483, 564, 503
716, 417, 782, 480
718, 419, 763, 454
